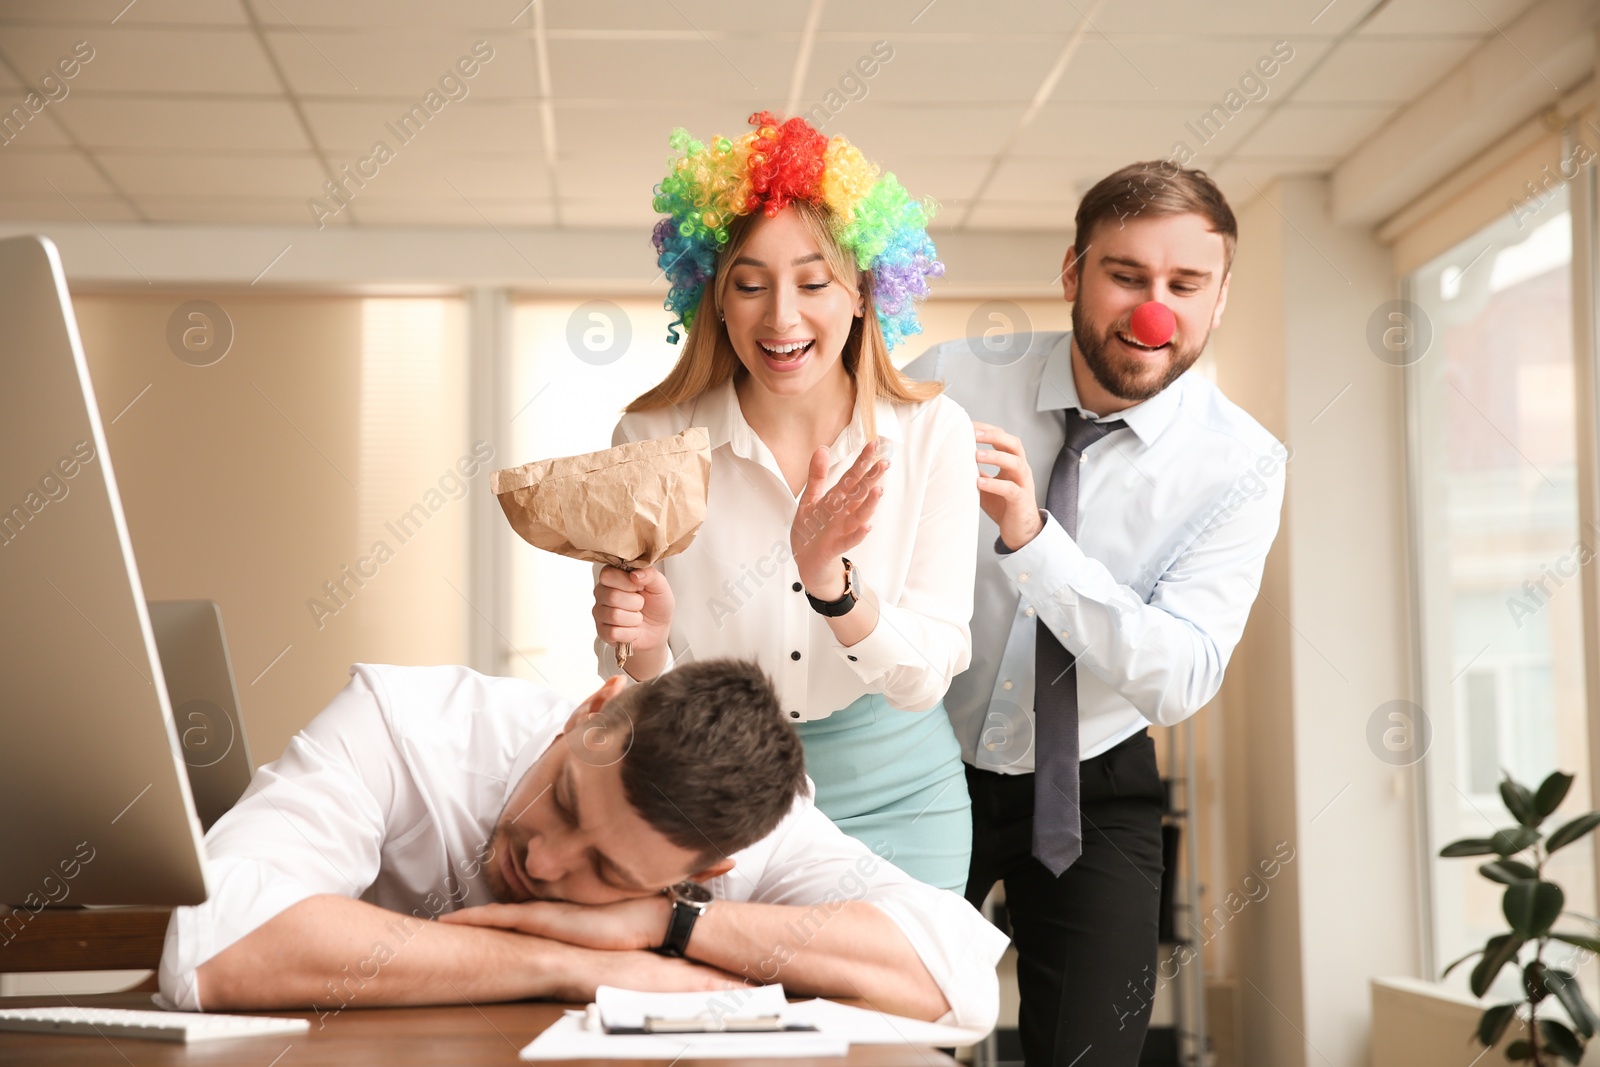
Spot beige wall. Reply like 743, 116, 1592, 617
70, 291, 473, 766
1206, 177, 1420, 1065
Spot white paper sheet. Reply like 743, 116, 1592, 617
595, 983, 790, 1030
783, 998, 990, 1047
519, 1012, 849, 1061
518, 985, 992, 1061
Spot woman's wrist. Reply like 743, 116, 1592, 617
620, 643, 669, 683
800, 558, 847, 602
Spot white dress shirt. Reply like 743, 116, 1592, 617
596, 377, 979, 720
158, 663, 1007, 1028
905, 332, 1286, 770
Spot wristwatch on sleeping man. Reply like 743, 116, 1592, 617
657, 880, 714, 957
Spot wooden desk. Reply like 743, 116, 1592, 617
2, 907, 171, 972
0, 992, 961, 1066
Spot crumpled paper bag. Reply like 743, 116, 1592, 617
491, 426, 711, 669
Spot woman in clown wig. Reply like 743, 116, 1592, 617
590, 112, 979, 892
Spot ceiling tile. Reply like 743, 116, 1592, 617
1051, 38, 1332, 105
803, 37, 1067, 104
804, 102, 1020, 160
346, 196, 556, 227
0, 0, 246, 23
64, 97, 307, 150
0, 147, 111, 194
543, 1, 815, 33
304, 98, 541, 155
882, 155, 992, 204
267, 29, 535, 98
560, 197, 660, 229
547, 38, 799, 101
0, 146, 112, 198
963, 201, 1078, 231
554, 152, 661, 205
1, 26, 277, 94
134, 195, 323, 224
1292, 37, 1481, 103
1239, 103, 1399, 159
253, 1, 536, 29
553, 101, 776, 156
96, 151, 325, 197
0, 193, 137, 221
0, 108, 76, 147
353, 150, 551, 201
1359, 0, 1540, 35
1026, 102, 1271, 162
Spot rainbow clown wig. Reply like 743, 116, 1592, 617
651, 110, 944, 351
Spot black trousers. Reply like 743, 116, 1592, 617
965, 730, 1166, 1067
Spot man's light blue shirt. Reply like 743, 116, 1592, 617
905, 331, 1287, 771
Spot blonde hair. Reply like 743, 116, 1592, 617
628, 201, 941, 438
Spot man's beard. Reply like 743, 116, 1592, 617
1071, 300, 1207, 405
485, 827, 549, 903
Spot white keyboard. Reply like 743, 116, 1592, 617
0, 1005, 311, 1043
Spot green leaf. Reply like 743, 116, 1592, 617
1504, 881, 1565, 937
1442, 837, 1499, 857
1552, 932, 1600, 954
1544, 968, 1600, 1039
1506, 1038, 1533, 1060
1481, 860, 1540, 884
1538, 1018, 1585, 1064
1441, 945, 1485, 979
1502, 777, 1538, 827
1525, 960, 1551, 1004
1535, 772, 1576, 817
1477, 1002, 1519, 1045
1492, 826, 1541, 856
1547, 811, 1600, 853
1470, 934, 1525, 998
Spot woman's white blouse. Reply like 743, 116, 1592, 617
596, 377, 979, 721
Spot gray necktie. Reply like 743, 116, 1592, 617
1033, 408, 1125, 876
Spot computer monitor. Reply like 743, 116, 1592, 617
0, 234, 210, 907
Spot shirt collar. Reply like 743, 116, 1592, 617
698, 375, 903, 460
1035, 331, 1184, 447
500, 724, 561, 814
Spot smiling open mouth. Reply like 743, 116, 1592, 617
759, 340, 814, 362
1115, 331, 1169, 353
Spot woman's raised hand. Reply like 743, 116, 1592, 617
592, 565, 675, 678
789, 439, 889, 600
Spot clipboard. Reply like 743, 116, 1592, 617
604, 1011, 819, 1035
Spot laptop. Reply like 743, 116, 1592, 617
147, 600, 254, 834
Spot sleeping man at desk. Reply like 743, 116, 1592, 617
159, 658, 1007, 1030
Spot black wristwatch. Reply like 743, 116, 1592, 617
805, 557, 860, 618
656, 880, 713, 958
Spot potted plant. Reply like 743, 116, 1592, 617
1439, 770, 1600, 1064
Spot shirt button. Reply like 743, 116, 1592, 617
1079, 454, 1087, 464
1060, 630, 1070, 639
1024, 607, 1035, 618
790, 711, 801, 719
792, 582, 802, 592
985, 742, 996, 751
1018, 573, 1029, 583
1002, 679, 1014, 690
847, 654, 858, 662
791, 650, 801, 661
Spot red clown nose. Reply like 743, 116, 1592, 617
1128, 301, 1176, 348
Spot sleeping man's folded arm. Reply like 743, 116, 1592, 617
196, 894, 738, 1013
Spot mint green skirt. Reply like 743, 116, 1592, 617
793, 694, 972, 893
